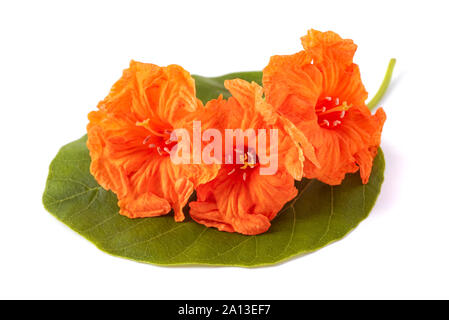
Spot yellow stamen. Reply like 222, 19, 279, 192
319, 101, 352, 115
240, 153, 256, 170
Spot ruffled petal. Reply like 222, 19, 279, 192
263, 30, 385, 185
190, 169, 297, 235
87, 123, 130, 196
263, 51, 322, 127
118, 192, 171, 219
87, 61, 216, 221
248, 170, 298, 221
301, 29, 357, 66
354, 147, 377, 184
317, 61, 368, 107
127, 156, 198, 221
223, 79, 266, 129
156, 64, 203, 125
190, 79, 308, 235
343, 107, 386, 183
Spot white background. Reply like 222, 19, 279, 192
1, 0, 448, 300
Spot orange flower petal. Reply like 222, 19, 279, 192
263, 30, 386, 185
191, 169, 297, 235
118, 192, 171, 219
189, 79, 306, 235
301, 29, 357, 66
87, 61, 217, 221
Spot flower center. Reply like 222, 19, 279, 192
136, 119, 177, 156
315, 96, 351, 129
225, 148, 258, 182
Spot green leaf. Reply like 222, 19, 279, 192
193, 71, 262, 104
42, 137, 384, 267
42, 71, 385, 267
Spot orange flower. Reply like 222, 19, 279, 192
87, 61, 218, 221
263, 29, 386, 185
189, 79, 316, 235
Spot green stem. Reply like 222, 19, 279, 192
367, 58, 396, 110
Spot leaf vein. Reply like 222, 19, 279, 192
113, 223, 190, 251
66, 189, 99, 222
46, 187, 100, 205
317, 186, 334, 244
168, 228, 209, 261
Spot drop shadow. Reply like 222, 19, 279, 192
371, 141, 404, 215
